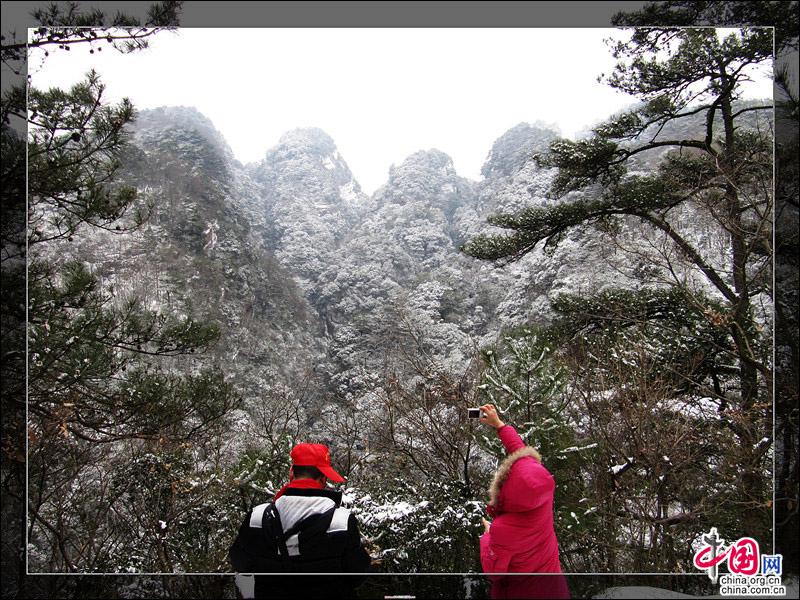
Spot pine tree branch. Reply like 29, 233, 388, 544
731, 105, 773, 119
1, 29, 159, 54
639, 212, 739, 304
616, 139, 712, 164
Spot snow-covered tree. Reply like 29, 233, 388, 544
464, 27, 775, 545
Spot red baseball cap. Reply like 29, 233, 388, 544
290, 443, 345, 483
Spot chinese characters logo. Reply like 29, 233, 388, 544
693, 528, 782, 583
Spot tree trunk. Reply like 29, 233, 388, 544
720, 77, 770, 537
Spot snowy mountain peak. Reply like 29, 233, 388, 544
137, 105, 216, 127
275, 127, 337, 157
131, 106, 236, 171
134, 107, 230, 146
395, 149, 456, 175
481, 122, 559, 179
376, 149, 467, 206
258, 126, 357, 189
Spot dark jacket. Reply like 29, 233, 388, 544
229, 479, 371, 599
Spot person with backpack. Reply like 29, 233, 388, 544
229, 442, 371, 599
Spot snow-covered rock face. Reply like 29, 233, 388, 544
381, 149, 464, 206
63, 107, 330, 399
254, 127, 363, 199
131, 106, 237, 179
124, 113, 645, 396
81, 109, 725, 405
481, 122, 559, 180
309, 144, 485, 393
248, 127, 368, 295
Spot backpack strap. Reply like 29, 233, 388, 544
282, 506, 336, 542
259, 501, 339, 567
261, 502, 290, 563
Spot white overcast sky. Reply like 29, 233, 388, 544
28, 28, 772, 194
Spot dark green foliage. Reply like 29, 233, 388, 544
605, 28, 772, 99
462, 175, 674, 262
550, 286, 723, 330
478, 328, 567, 443
20, 43, 246, 575
28, 71, 150, 243
551, 287, 771, 562
29, 260, 220, 354
105, 442, 242, 573
531, 286, 772, 571
611, 1, 799, 53
551, 287, 737, 392
541, 137, 627, 195
230, 445, 294, 511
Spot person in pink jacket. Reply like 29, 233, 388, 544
479, 404, 570, 599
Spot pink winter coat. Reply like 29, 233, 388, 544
480, 426, 569, 599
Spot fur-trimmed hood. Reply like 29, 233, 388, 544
488, 446, 542, 507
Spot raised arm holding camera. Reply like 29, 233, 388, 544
478, 404, 570, 599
